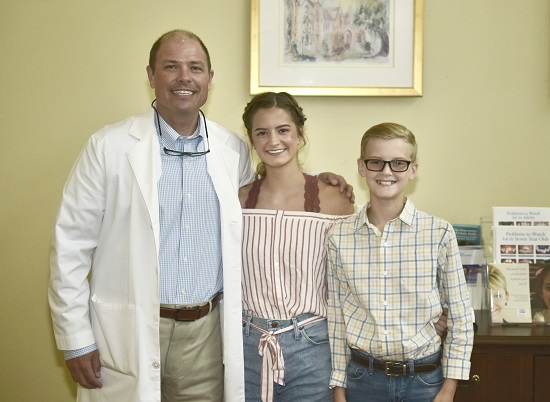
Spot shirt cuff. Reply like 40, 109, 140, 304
329, 370, 347, 389
63, 343, 98, 360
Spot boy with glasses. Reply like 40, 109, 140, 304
326, 122, 474, 402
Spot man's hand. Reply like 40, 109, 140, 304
317, 172, 355, 204
435, 308, 449, 338
66, 350, 102, 389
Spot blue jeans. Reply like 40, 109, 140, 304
242, 313, 332, 402
346, 350, 443, 402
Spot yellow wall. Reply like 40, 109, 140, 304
1, 1, 549, 400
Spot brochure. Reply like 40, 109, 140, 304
493, 226, 550, 264
453, 224, 482, 246
488, 263, 532, 324
492, 206, 550, 227
459, 246, 487, 310
492, 207, 550, 264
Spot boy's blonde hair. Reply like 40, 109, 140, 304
360, 122, 418, 162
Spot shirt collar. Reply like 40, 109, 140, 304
152, 103, 205, 148
354, 198, 417, 231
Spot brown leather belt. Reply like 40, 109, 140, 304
350, 350, 440, 376
160, 292, 222, 321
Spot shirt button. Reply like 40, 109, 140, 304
152, 361, 160, 369
384, 330, 388, 335
383, 301, 388, 306
383, 271, 387, 276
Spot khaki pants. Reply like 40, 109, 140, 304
159, 306, 223, 402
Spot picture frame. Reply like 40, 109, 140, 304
250, 0, 424, 97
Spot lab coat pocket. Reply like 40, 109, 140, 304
90, 296, 138, 376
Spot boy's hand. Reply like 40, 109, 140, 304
317, 172, 355, 204
435, 308, 449, 338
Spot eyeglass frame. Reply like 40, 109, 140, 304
151, 100, 211, 157
363, 159, 412, 172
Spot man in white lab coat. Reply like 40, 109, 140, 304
49, 30, 253, 402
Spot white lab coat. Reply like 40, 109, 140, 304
49, 108, 254, 402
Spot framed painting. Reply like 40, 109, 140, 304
250, 0, 424, 97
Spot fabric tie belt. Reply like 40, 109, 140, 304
243, 314, 325, 402
350, 349, 441, 376
160, 292, 222, 321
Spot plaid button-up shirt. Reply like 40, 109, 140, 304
326, 199, 473, 387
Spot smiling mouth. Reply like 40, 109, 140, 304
266, 149, 285, 155
377, 180, 395, 186
173, 90, 193, 96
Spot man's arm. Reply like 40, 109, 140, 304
49, 135, 105, 379
317, 172, 355, 204
238, 136, 256, 186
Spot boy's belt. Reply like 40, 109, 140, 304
350, 350, 440, 376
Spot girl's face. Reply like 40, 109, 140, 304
540, 271, 550, 309
250, 107, 303, 169
491, 287, 508, 311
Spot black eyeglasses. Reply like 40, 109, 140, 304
151, 101, 210, 157
363, 159, 412, 172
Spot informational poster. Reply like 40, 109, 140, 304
492, 207, 550, 264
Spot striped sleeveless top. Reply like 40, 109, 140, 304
241, 174, 349, 319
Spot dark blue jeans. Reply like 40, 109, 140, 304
346, 350, 443, 402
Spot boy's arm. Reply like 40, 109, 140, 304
326, 235, 349, 389
439, 226, 475, 381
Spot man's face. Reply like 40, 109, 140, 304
147, 34, 213, 126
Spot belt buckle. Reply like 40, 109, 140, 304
385, 362, 407, 376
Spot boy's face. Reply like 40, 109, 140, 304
357, 137, 417, 203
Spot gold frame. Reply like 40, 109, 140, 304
250, 0, 424, 97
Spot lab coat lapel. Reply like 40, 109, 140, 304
127, 110, 161, 250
